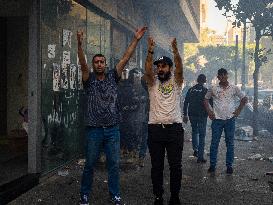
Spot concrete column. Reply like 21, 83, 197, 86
28, 0, 41, 173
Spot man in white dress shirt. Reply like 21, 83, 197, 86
204, 68, 248, 174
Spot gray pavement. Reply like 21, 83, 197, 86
9, 122, 273, 205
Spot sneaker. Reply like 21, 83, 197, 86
226, 166, 233, 174
80, 195, 89, 205
154, 196, 164, 205
197, 159, 207, 163
111, 196, 123, 205
207, 166, 216, 173
193, 151, 198, 157
168, 195, 181, 205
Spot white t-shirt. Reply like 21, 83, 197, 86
205, 84, 245, 120
148, 75, 183, 124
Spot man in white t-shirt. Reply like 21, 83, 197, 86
204, 68, 248, 175
144, 37, 184, 205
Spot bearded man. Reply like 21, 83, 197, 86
144, 37, 184, 205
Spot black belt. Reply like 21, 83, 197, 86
149, 123, 182, 129
87, 124, 117, 129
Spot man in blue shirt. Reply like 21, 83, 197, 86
77, 27, 147, 205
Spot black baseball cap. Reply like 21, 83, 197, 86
153, 56, 173, 67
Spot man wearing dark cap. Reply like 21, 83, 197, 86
144, 37, 184, 205
183, 74, 209, 163
204, 68, 248, 175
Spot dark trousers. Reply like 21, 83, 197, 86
148, 123, 184, 197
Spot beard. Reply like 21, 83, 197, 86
158, 71, 171, 82
94, 68, 105, 75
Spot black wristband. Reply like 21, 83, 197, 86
148, 50, 154, 54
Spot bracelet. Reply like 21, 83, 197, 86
148, 50, 154, 54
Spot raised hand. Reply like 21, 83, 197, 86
171, 38, 178, 53
134, 26, 148, 40
148, 37, 155, 52
77, 30, 84, 46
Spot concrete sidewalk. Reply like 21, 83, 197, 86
9, 123, 273, 205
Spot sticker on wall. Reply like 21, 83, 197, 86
53, 63, 61, 91
63, 29, 73, 48
63, 51, 71, 67
70, 64, 77, 90
77, 55, 86, 90
77, 65, 83, 90
61, 63, 69, 89
48, 44, 56, 59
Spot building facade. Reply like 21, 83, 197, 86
0, 0, 200, 203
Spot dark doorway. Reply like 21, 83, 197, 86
0, 16, 28, 187
0, 17, 7, 136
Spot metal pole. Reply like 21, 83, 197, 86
234, 34, 238, 85
242, 19, 247, 91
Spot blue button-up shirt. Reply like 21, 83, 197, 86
83, 69, 120, 127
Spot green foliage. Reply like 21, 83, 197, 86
198, 45, 237, 82
214, 0, 273, 135
184, 43, 256, 83
184, 43, 199, 60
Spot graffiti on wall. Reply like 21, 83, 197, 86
62, 29, 73, 48
53, 63, 61, 91
48, 44, 56, 59
70, 64, 77, 90
45, 28, 84, 130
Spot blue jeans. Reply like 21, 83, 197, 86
80, 125, 120, 198
139, 122, 148, 158
189, 116, 207, 160
210, 118, 235, 168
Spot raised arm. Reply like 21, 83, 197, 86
171, 38, 183, 87
77, 31, 89, 82
116, 27, 147, 77
144, 37, 155, 87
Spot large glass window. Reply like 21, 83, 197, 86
40, 0, 112, 173
41, 0, 86, 172
87, 11, 110, 69
112, 26, 127, 66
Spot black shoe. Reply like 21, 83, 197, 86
154, 196, 164, 205
226, 166, 233, 174
207, 166, 215, 173
197, 159, 207, 163
168, 195, 181, 205
193, 151, 198, 157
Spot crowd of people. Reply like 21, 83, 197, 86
76, 26, 248, 205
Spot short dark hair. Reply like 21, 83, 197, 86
92, 54, 106, 63
197, 74, 206, 84
217, 68, 228, 76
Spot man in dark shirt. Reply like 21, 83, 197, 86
183, 74, 208, 163
77, 27, 147, 205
